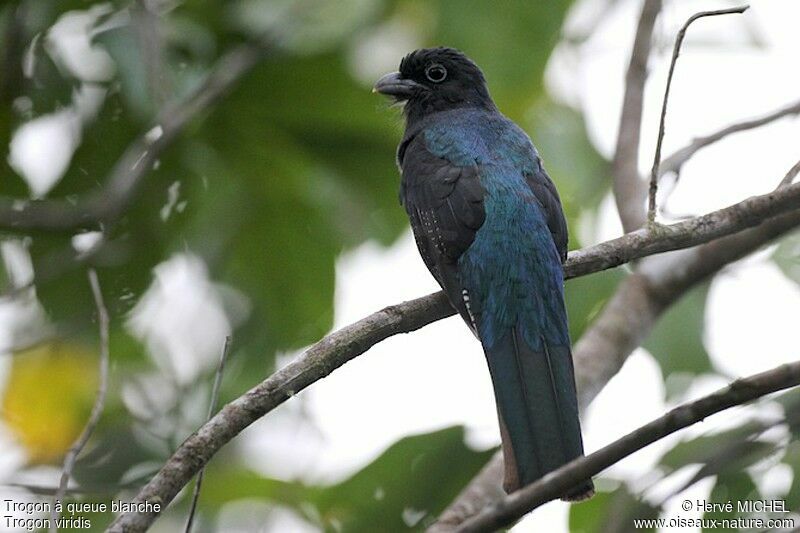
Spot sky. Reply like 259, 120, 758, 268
1, 0, 800, 532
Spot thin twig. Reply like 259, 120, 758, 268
183, 336, 231, 533
455, 360, 800, 532
778, 158, 800, 188
49, 269, 110, 532
565, 179, 800, 279
648, 5, 750, 224
106, 176, 800, 533
660, 98, 800, 180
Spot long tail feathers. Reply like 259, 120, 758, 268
484, 327, 594, 500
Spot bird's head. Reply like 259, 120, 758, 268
373, 47, 495, 124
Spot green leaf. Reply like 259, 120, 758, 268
565, 268, 624, 343
199, 426, 495, 532
198, 468, 316, 511
659, 423, 774, 473
644, 283, 713, 396
781, 441, 800, 509
525, 99, 611, 240
314, 426, 494, 532
177, 52, 410, 360
774, 388, 800, 438
569, 483, 660, 533
773, 230, 800, 288
94, 22, 155, 120
702, 471, 759, 531
657, 423, 778, 504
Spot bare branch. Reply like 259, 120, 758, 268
0, 2, 26, 103
576, 170, 800, 412
779, 158, 800, 188
566, 180, 800, 279
133, 0, 169, 108
612, 0, 662, 232
430, 161, 800, 531
184, 336, 232, 533
50, 269, 110, 531
107, 293, 454, 532
660, 98, 800, 179
454, 360, 800, 533
0, 39, 275, 231
107, 177, 800, 532
647, 6, 750, 224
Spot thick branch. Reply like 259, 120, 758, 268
0, 40, 272, 231
567, 180, 800, 278
107, 180, 800, 532
455, 361, 800, 532
612, 0, 662, 232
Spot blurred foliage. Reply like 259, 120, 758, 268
0, 0, 581, 529
569, 483, 659, 533
644, 284, 713, 400
2, 343, 98, 462
0, 0, 794, 531
572, 394, 796, 532
773, 231, 800, 288
1, 0, 582, 373
199, 426, 494, 531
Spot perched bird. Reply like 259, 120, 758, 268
374, 47, 594, 501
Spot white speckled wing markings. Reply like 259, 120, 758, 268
462, 288, 478, 331
399, 133, 486, 335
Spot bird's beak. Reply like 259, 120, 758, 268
372, 71, 421, 99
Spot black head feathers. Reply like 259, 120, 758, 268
374, 47, 495, 124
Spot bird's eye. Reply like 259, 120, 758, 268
425, 64, 447, 83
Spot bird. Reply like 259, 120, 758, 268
373, 47, 594, 501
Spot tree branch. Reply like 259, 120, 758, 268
0, 38, 274, 231
454, 360, 800, 532
566, 180, 800, 279
612, 0, 662, 233
660, 98, 800, 180
431, 163, 800, 530
133, 0, 169, 109
107, 178, 800, 532
647, 6, 750, 223
183, 336, 231, 533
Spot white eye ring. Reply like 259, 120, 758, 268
425, 63, 447, 83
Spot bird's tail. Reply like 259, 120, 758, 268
484, 327, 594, 501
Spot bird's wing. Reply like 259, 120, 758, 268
400, 133, 485, 331
524, 165, 569, 263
